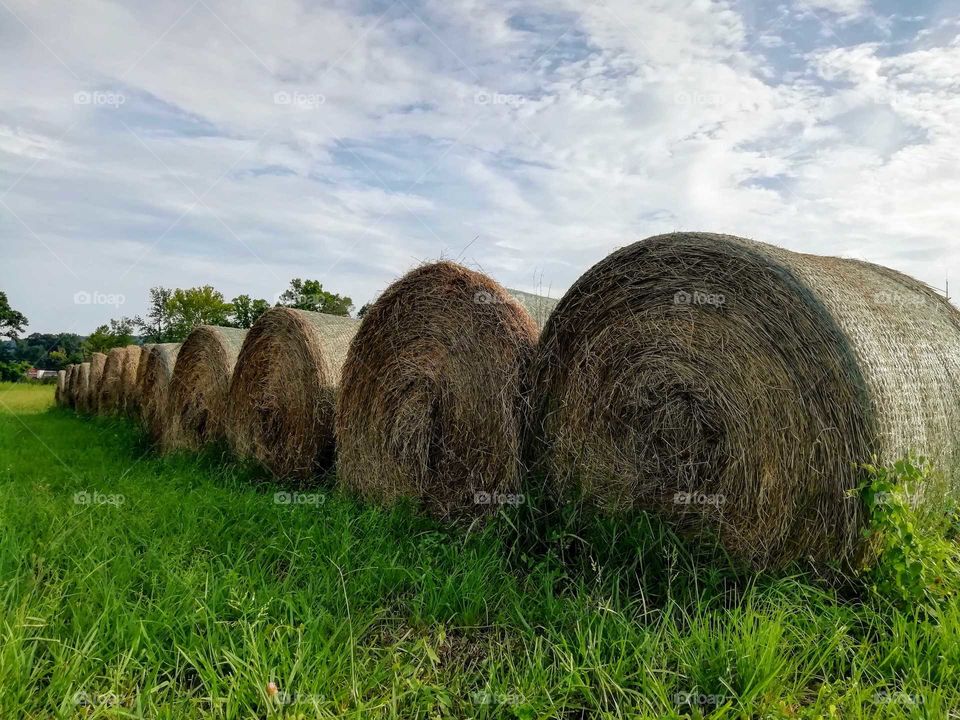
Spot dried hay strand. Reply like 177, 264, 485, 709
139, 343, 181, 445
96, 347, 127, 414
336, 261, 542, 519
167, 326, 248, 450
76, 363, 91, 413
226, 308, 357, 481
79, 353, 106, 414
528, 231, 960, 568
55, 370, 66, 406
118, 345, 143, 415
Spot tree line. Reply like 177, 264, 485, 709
1, 280, 365, 378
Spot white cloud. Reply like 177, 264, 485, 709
1, 0, 958, 333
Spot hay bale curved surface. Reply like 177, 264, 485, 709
79, 353, 106, 414
96, 347, 127, 414
76, 363, 91, 413
139, 344, 181, 445
226, 309, 357, 481
167, 326, 248, 450
55, 370, 67, 406
65, 365, 78, 409
336, 261, 540, 519
133, 343, 157, 413
118, 345, 143, 415
529, 231, 960, 568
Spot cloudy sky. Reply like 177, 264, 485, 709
1, 0, 958, 333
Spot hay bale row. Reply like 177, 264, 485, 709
167, 326, 247, 450
527, 231, 960, 568
61, 237, 959, 571
226, 308, 358, 480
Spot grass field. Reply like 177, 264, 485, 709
1, 382, 958, 718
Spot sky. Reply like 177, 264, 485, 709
1, 0, 958, 334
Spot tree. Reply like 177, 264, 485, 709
230, 294, 270, 329
0, 359, 30, 382
83, 318, 136, 357
357, 303, 370, 319
166, 286, 232, 340
0, 291, 28, 340
278, 279, 353, 316
136, 287, 174, 343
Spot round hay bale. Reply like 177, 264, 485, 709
226, 308, 358, 481
96, 347, 127, 414
140, 343, 181, 445
335, 261, 540, 519
55, 369, 66, 406
64, 365, 78, 409
528, 231, 960, 568
167, 326, 248, 450
89, 352, 107, 412
132, 343, 157, 414
76, 363, 91, 413
79, 353, 106, 414
118, 345, 143, 415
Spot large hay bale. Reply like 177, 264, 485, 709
528, 231, 960, 568
65, 365, 78, 409
226, 308, 358, 480
167, 326, 248, 450
79, 353, 106, 414
55, 369, 66, 406
96, 347, 127, 414
139, 343, 181, 444
336, 261, 542, 519
118, 345, 143, 415
76, 363, 91, 413
133, 343, 157, 413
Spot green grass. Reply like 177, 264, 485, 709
1, 381, 958, 718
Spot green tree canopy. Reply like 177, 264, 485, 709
83, 318, 136, 357
135, 287, 174, 343
230, 294, 270, 329
0, 291, 28, 340
278, 279, 353, 317
166, 286, 233, 340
